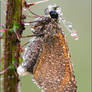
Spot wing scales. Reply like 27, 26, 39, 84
33, 33, 77, 92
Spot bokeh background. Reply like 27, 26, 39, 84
0, 0, 91, 92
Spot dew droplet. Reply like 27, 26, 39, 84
68, 24, 72, 30
23, 8, 26, 11
24, 23, 30, 26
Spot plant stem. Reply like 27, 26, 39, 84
3, 0, 22, 92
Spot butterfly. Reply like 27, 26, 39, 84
17, 4, 77, 92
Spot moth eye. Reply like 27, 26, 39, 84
49, 10, 58, 19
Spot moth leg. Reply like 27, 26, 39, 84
22, 0, 49, 8
22, 34, 36, 38
22, 0, 49, 17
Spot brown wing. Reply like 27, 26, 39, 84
33, 32, 77, 92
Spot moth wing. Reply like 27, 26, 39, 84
33, 33, 77, 92
17, 37, 42, 75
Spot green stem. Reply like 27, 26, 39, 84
3, 0, 22, 92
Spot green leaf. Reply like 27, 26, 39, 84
12, 56, 16, 64
19, 57, 23, 63
9, 28, 14, 32
8, 64, 15, 70
13, 21, 20, 30
8, 21, 20, 33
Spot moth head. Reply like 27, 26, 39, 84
45, 4, 61, 19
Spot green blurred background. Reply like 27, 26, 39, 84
0, 0, 91, 92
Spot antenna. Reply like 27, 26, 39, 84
58, 7, 79, 40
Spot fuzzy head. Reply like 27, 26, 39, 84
45, 4, 61, 19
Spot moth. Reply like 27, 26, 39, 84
17, 4, 77, 92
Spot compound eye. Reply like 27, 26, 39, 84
49, 10, 58, 19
